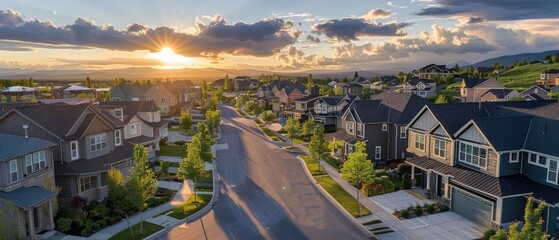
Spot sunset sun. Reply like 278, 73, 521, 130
148, 47, 195, 69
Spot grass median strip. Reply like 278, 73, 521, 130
167, 194, 213, 219
109, 221, 164, 240
262, 128, 284, 142
314, 176, 371, 218
160, 145, 187, 157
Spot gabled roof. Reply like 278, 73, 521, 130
98, 101, 159, 123
407, 79, 435, 85
0, 186, 57, 209
462, 78, 488, 88
524, 116, 559, 156
282, 85, 306, 95
352, 76, 368, 84
0, 134, 57, 160
419, 64, 449, 71
371, 93, 432, 124
481, 89, 516, 99
521, 85, 548, 95
349, 100, 387, 123
467, 116, 533, 152
1, 86, 36, 93
542, 69, 559, 74
294, 95, 322, 103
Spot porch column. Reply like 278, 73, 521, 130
495, 198, 503, 225
27, 209, 35, 237
48, 200, 55, 230
410, 166, 416, 188
444, 183, 450, 198
426, 171, 431, 190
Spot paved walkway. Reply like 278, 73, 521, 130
166, 131, 192, 143
371, 190, 434, 213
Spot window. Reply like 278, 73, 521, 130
130, 123, 138, 135
414, 133, 425, 150
114, 109, 123, 119
510, 152, 519, 163
70, 141, 79, 160
24, 150, 46, 174
148, 97, 155, 101
458, 142, 488, 169
375, 146, 382, 160
346, 122, 354, 134
111, 97, 121, 101
400, 126, 406, 138
80, 176, 97, 192
114, 130, 122, 146
356, 123, 363, 137
9, 160, 18, 182
433, 138, 447, 158
547, 159, 558, 184
382, 124, 387, 131
90, 133, 107, 152
161, 97, 166, 103
25, 155, 32, 174
529, 153, 548, 167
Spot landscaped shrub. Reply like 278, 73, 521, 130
400, 209, 409, 219
426, 204, 435, 214
490, 230, 507, 240
415, 207, 423, 216
401, 172, 412, 189
483, 229, 496, 239
362, 183, 385, 196
56, 217, 72, 233
388, 162, 398, 169
159, 138, 168, 146
377, 178, 396, 193
71, 196, 88, 210
397, 163, 411, 175
439, 204, 449, 212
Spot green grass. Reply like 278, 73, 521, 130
168, 126, 184, 132
167, 194, 213, 219
109, 221, 164, 240
160, 145, 187, 157
323, 155, 340, 169
314, 176, 371, 217
497, 63, 559, 90
300, 155, 326, 176
262, 128, 285, 142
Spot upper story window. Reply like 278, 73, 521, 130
400, 126, 406, 138
382, 124, 388, 131
356, 123, 363, 137
458, 142, 487, 169
70, 140, 79, 160
375, 146, 382, 160
414, 133, 425, 151
114, 130, 122, 146
9, 159, 18, 183
114, 108, 123, 119
528, 153, 547, 167
547, 159, 558, 184
433, 138, 447, 158
161, 97, 166, 103
510, 152, 519, 163
347, 122, 355, 134
112, 97, 121, 101
417, 83, 425, 90
26, 150, 46, 173
148, 97, 155, 101
130, 123, 138, 135
90, 133, 107, 152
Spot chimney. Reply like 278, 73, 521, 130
23, 125, 28, 138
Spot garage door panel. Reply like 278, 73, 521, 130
451, 187, 492, 228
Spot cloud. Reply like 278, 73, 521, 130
54, 58, 162, 66
275, 12, 312, 19
312, 18, 410, 42
466, 17, 486, 24
363, 8, 393, 20
416, 0, 559, 21
0, 9, 299, 58
0, 40, 90, 51
305, 35, 320, 43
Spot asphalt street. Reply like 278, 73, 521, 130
159, 106, 368, 240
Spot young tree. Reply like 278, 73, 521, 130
506, 196, 548, 240
435, 95, 448, 104
309, 125, 328, 172
263, 111, 276, 123
284, 117, 300, 146
178, 135, 207, 204
180, 112, 193, 131
205, 109, 221, 134
126, 145, 158, 233
235, 98, 244, 109
334, 88, 343, 95
195, 122, 216, 163
548, 91, 559, 100
340, 141, 373, 216
0, 201, 24, 240
445, 74, 455, 85
306, 74, 314, 90
107, 168, 125, 209
301, 119, 315, 138
363, 87, 372, 99
85, 76, 92, 88
223, 74, 231, 92
252, 106, 263, 116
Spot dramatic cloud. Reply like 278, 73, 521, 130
363, 8, 393, 20
54, 58, 162, 66
0, 9, 299, 57
416, 0, 559, 21
0, 40, 90, 51
305, 35, 321, 43
466, 17, 486, 24
312, 18, 410, 42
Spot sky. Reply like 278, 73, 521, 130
1, 0, 559, 72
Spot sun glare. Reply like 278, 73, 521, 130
148, 47, 195, 69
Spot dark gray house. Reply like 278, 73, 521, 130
341, 93, 431, 165
405, 100, 559, 236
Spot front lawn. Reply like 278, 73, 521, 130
160, 145, 187, 157
166, 194, 213, 219
314, 176, 371, 217
108, 221, 164, 240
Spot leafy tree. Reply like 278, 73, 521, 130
262, 111, 276, 123
126, 145, 158, 233
334, 88, 343, 95
0, 201, 24, 240
252, 106, 263, 116
178, 141, 206, 204
159, 160, 170, 178
363, 87, 372, 99
205, 109, 221, 134
340, 141, 373, 216
507, 196, 548, 240
85, 76, 92, 88
107, 168, 125, 209
445, 74, 455, 85
309, 125, 328, 172
548, 91, 559, 100
235, 98, 244, 109
301, 119, 315, 138
284, 117, 300, 146
246, 101, 256, 112
223, 74, 231, 92
180, 112, 193, 131
435, 95, 448, 104
194, 122, 216, 163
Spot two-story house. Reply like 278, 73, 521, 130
0, 134, 58, 239
342, 83, 364, 97
403, 79, 437, 98
405, 101, 559, 236
414, 64, 456, 80
311, 95, 359, 129
0, 103, 156, 204
537, 69, 559, 87
110, 82, 149, 101
143, 82, 177, 116
1, 86, 39, 103
273, 85, 308, 112
520, 85, 550, 101
341, 93, 431, 165
459, 77, 519, 102
284, 95, 322, 121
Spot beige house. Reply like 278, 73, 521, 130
536, 69, 559, 87
144, 83, 177, 116
459, 77, 513, 102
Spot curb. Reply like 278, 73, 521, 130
296, 156, 375, 239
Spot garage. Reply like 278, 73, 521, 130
451, 187, 493, 228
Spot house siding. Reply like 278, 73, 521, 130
84, 131, 115, 160
499, 153, 521, 176
429, 136, 452, 165
410, 110, 436, 131
0, 149, 55, 191
547, 206, 558, 238
522, 154, 559, 189
455, 143, 498, 177
363, 124, 388, 164
407, 130, 428, 157
501, 196, 526, 223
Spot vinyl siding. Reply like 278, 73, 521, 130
501, 196, 526, 223
410, 110, 436, 131
499, 152, 521, 176
522, 152, 559, 189
84, 131, 115, 160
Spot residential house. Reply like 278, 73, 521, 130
143, 82, 177, 116
405, 101, 559, 236
162, 80, 198, 113
212, 79, 225, 91
58, 85, 96, 99
0, 103, 157, 204
520, 85, 550, 101
537, 69, 559, 87
284, 95, 321, 121
378, 76, 401, 85
403, 79, 437, 98
458, 78, 514, 102
0, 134, 58, 239
1, 86, 38, 103
342, 83, 364, 97
414, 64, 456, 80
480, 89, 520, 102
273, 85, 308, 112
110, 82, 149, 101
311, 95, 359, 129
232, 76, 258, 91
341, 93, 431, 165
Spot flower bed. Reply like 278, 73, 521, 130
392, 202, 449, 220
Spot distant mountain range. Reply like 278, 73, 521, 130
469, 50, 559, 68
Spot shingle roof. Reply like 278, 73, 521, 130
14, 103, 89, 139
407, 79, 435, 85
419, 64, 448, 71
482, 89, 516, 98
0, 186, 57, 209
471, 116, 532, 152
350, 100, 387, 123
462, 78, 488, 88
0, 134, 57, 160
371, 93, 432, 124
524, 117, 559, 157
99, 101, 159, 123
283, 85, 306, 95
294, 95, 321, 103
542, 69, 559, 74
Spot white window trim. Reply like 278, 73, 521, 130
382, 124, 388, 131
70, 140, 79, 160
357, 123, 364, 137
130, 123, 138, 135
458, 141, 488, 169
114, 130, 122, 146
375, 146, 382, 160
25, 155, 33, 174
9, 159, 18, 183
114, 108, 123, 119
414, 132, 425, 151
347, 122, 355, 134
509, 152, 519, 163
528, 153, 548, 168
547, 159, 558, 184
400, 126, 406, 139
433, 138, 447, 159
89, 133, 107, 152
